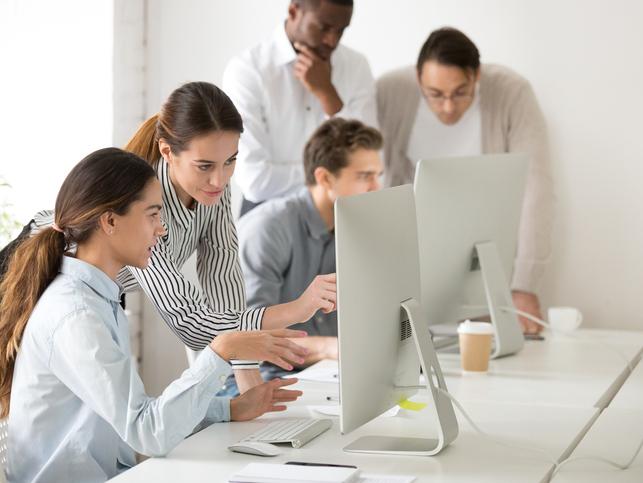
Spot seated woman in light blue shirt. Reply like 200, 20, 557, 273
0, 148, 308, 483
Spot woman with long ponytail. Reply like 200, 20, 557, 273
22, 81, 336, 392
0, 148, 307, 483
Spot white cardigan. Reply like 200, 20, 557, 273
376, 64, 554, 293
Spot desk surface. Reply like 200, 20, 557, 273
550, 408, 643, 482
607, 352, 643, 410
111, 391, 597, 483
109, 329, 643, 483
439, 329, 643, 410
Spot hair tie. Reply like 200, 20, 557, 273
52, 223, 64, 234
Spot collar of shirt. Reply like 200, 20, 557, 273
297, 187, 332, 240
272, 23, 298, 66
60, 255, 122, 304
157, 158, 196, 230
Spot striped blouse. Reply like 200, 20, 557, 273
32, 159, 265, 367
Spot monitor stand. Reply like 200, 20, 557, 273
474, 241, 524, 358
343, 298, 459, 456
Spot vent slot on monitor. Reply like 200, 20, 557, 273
401, 317, 413, 342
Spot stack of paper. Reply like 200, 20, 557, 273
228, 462, 359, 483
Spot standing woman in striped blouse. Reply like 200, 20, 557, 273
28, 82, 336, 389
122, 81, 336, 387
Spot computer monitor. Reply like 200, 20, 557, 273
335, 185, 458, 456
414, 153, 529, 358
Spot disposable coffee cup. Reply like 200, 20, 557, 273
457, 320, 494, 372
547, 307, 582, 332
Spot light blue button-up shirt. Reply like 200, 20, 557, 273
7, 256, 232, 483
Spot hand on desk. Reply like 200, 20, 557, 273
511, 291, 544, 334
230, 378, 302, 421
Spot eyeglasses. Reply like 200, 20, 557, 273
423, 90, 474, 106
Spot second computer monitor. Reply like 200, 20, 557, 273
414, 153, 529, 358
336, 185, 458, 456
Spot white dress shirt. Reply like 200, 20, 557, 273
223, 24, 377, 203
406, 90, 482, 164
7, 256, 232, 483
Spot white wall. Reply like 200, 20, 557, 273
0, 0, 113, 224
343, 0, 643, 331
144, 0, 643, 335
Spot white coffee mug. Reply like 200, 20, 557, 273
547, 307, 583, 332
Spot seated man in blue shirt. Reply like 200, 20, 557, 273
223, 118, 383, 393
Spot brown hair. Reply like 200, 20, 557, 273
0, 148, 155, 417
416, 27, 480, 74
125, 81, 244, 166
303, 118, 382, 185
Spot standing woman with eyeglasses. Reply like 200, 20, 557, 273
376, 27, 553, 336
27, 82, 337, 391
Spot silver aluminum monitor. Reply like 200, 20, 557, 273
336, 185, 458, 456
414, 153, 529, 358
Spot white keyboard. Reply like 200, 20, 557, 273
241, 418, 332, 448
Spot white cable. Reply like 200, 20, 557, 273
436, 387, 560, 468
459, 303, 641, 479
407, 385, 643, 479
549, 435, 643, 480
499, 305, 634, 372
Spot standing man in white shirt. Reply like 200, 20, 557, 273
223, 0, 377, 215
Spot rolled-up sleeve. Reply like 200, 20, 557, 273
333, 53, 378, 129
238, 212, 291, 311
49, 309, 232, 457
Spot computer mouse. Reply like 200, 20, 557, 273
227, 441, 283, 457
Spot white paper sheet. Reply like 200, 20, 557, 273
285, 359, 339, 383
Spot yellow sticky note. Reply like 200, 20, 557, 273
398, 399, 427, 411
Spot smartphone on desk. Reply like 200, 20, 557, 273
524, 333, 545, 341
285, 461, 358, 469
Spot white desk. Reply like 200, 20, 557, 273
548, 408, 643, 482
606, 353, 643, 410
111, 387, 598, 483
547, 351, 643, 482
439, 329, 643, 409
109, 329, 643, 483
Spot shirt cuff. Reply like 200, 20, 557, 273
230, 360, 261, 370
191, 346, 232, 383
205, 397, 231, 423
240, 307, 265, 331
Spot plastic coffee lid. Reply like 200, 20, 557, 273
457, 320, 494, 335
